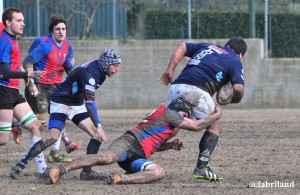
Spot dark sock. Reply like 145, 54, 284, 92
82, 139, 101, 172
16, 140, 47, 169
196, 131, 219, 169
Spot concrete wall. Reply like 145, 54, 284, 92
18, 39, 300, 109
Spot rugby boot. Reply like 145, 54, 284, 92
11, 125, 22, 145
49, 165, 67, 184
80, 169, 107, 180
47, 152, 73, 163
10, 165, 24, 180
65, 140, 81, 153
107, 173, 127, 185
38, 167, 51, 179
192, 166, 224, 181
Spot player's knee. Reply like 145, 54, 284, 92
151, 166, 165, 180
44, 138, 57, 147
0, 135, 9, 145
97, 152, 119, 164
36, 113, 49, 124
27, 120, 42, 137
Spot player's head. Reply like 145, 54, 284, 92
2, 7, 22, 26
225, 37, 247, 57
168, 97, 193, 118
99, 48, 121, 72
48, 18, 67, 34
2, 7, 24, 36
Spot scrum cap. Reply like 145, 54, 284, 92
168, 97, 193, 118
99, 49, 121, 72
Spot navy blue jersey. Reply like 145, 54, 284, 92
51, 60, 106, 105
172, 43, 244, 96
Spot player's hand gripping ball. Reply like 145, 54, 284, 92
216, 82, 233, 106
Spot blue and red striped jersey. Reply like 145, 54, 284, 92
29, 36, 73, 84
0, 30, 22, 89
129, 105, 184, 158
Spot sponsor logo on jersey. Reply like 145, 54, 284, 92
216, 71, 223, 82
85, 84, 95, 92
89, 78, 95, 85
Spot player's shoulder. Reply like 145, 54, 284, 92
62, 38, 70, 45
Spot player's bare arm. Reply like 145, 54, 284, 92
70, 57, 75, 66
179, 105, 222, 131
232, 84, 244, 103
160, 42, 187, 85
157, 139, 184, 152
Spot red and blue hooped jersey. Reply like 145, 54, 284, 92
29, 36, 73, 84
0, 30, 22, 89
28, 34, 74, 59
129, 105, 184, 158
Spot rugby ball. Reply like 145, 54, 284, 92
216, 82, 233, 106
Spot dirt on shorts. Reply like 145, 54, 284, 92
0, 109, 299, 194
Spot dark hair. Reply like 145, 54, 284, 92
168, 97, 193, 118
2, 7, 22, 26
48, 18, 67, 33
49, 14, 65, 24
225, 37, 247, 57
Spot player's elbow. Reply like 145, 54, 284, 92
232, 84, 244, 103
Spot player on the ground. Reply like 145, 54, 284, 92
11, 48, 121, 181
160, 37, 247, 181
48, 97, 222, 184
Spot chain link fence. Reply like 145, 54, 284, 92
3, 0, 300, 57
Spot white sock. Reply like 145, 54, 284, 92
30, 137, 47, 174
50, 132, 62, 152
62, 129, 69, 144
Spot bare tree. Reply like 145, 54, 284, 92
63, 0, 106, 39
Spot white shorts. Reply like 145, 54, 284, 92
167, 84, 215, 119
50, 101, 87, 120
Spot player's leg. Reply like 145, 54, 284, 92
167, 84, 223, 181
72, 112, 104, 180
61, 128, 81, 153
108, 159, 165, 184
192, 92, 223, 181
10, 101, 49, 179
0, 86, 17, 145
11, 117, 23, 145
49, 150, 119, 184
11, 101, 66, 179
0, 109, 13, 146
26, 84, 73, 163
